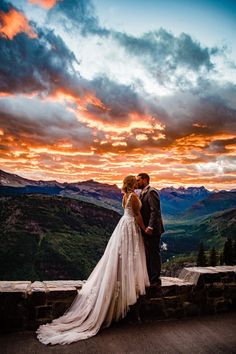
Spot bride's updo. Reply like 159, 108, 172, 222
121, 175, 137, 194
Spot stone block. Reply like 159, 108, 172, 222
221, 273, 236, 283
178, 267, 206, 285
224, 284, 236, 298
46, 288, 77, 301
43, 280, 84, 289
182, 302, 200, 317
52, 301, 73, 318
36, 305, 52, 320
178, 292, 191, 302
180, 266, 236, 286
159, 285, 176, 297
163, 295, 180, 308
142, 298, 166, 319
0, 292, 27, 332
149, 297, 165, 308
211, 266, 236, 272
215, 299, 230, 313
201, 273, 221, 284
31, 291, 47, 306
206, 286, 225, 298
30, 281, 46, 292
176, 284, 193, 295
0, 281, 31, 293
146, 285, 163, 298
190, 288, 207, 306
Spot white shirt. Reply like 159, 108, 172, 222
141, 184, 150, 196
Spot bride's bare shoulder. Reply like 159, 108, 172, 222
130, 192, 139, 200
130, 193, 141, 205
122, 192, 138, 207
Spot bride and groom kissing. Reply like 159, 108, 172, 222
37, 173, 165, 345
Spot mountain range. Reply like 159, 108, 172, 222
0, 169, 236, 280
1, 169, 235, 218
0, 169, 122, 213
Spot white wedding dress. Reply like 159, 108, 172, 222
36, 193, 149, 345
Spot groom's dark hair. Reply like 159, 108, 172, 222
137, 173, 150, 183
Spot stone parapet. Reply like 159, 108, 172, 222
178, 266, 236, 286
0, 266, 236, 332
0, 280, 85, 332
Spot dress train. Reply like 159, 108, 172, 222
36, 193, 149, 345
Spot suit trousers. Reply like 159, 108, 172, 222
142, 232, 162, 283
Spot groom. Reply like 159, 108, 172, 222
136, 173, 164, 286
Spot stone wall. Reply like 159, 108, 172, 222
139, 266, 236, 322
0, 266, 235, 333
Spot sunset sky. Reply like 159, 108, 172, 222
0, 0, 236, 189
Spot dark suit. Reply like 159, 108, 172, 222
140, 186, 164, 283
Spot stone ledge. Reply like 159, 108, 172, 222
0, 281, 31, 293
179, 266, 236, 286
0, 280, 85, 294
0, 266, 236, 332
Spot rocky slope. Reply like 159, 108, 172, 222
0, 169, 123, 213
184, 191, 236, 218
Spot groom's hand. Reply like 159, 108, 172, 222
145, 227, 153, 235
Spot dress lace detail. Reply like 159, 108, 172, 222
36, 192, 149, 345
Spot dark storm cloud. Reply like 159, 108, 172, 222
191, 95, 236, 134
84, 76, 236, 147
0, 0, 11, 12
48, 0, 108, 36
0, 96, 93, 146
86, 76, 146, 122
113, 29, 219, 89
155, 86, 236, 143
207, 138, 236, 153
0, 23, 78, 94
191, 79, 236, 107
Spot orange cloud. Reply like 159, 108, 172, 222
49, 89, 166, 140
1, 92, 235, 190
29, 0, 57, 9
0, 8, 37, 39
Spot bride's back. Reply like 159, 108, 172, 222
123, 193, 141, 218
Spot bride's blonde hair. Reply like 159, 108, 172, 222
121, 175, 137, 194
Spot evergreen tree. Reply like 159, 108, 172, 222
209, 247, 217, 266
197, 242, 207, 266
223, 237, 234, 265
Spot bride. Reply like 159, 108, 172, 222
36, 175, 150, 345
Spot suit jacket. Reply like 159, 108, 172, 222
140, 186, 165, 235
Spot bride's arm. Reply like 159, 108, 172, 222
122, 194, 125, 208
131, 194, 146, 231
135, 212, 146, 231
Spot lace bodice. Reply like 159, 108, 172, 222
123, 193, 142, 218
